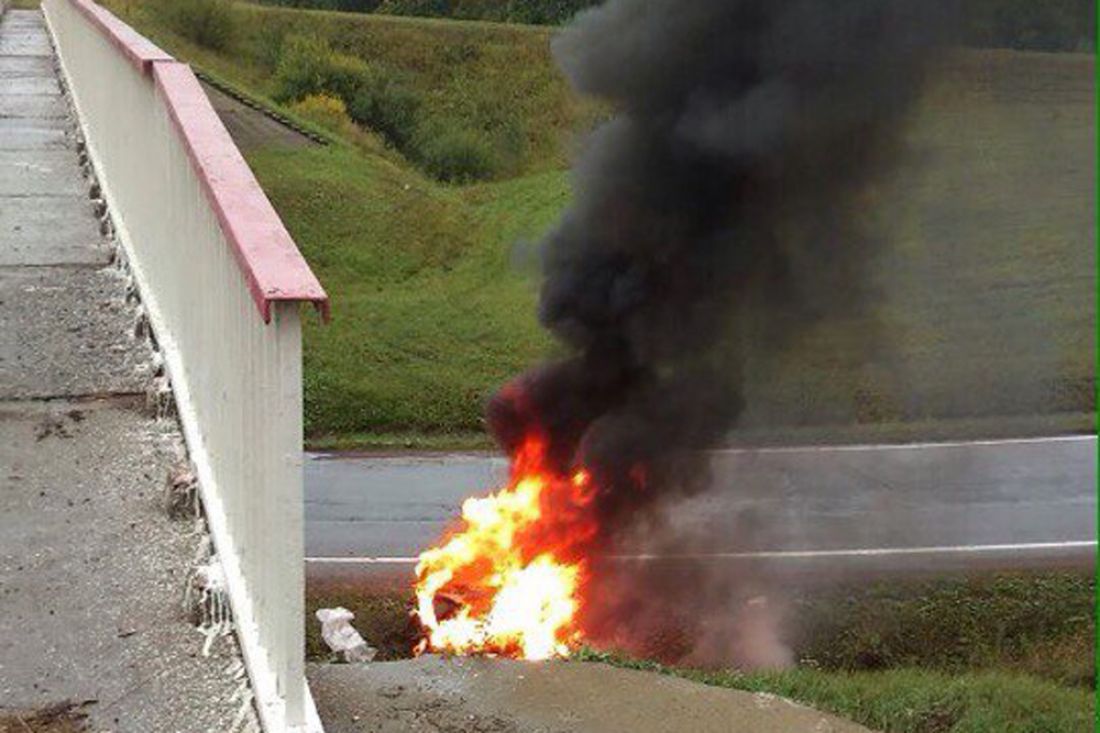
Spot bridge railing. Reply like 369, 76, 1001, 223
42, 1, 327, 730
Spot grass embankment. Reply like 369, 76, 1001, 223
306, 571, 1096, 685
307, 571, 1095, 732
99, 1, 1094, 450
248, 151, 565, 442
591, 662, 1094, 733
102, 0, 602, 175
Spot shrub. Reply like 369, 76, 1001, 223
503, 0, 597, 25
272, 34, 370, 104
291, 93, 355, 135
254, 0, 382, 9
254, 22, 289, 71
411, 122, 498, 182
346, 71, 422, 149
961, 0, 1095, 51
161, 0, 238, 50
375, 0, 451, 16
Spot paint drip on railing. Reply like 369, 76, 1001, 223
185, 535, 233, 656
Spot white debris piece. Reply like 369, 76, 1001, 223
186, 558, 233, 656
315, 607, 377, 663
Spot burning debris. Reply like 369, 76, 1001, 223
415, 0, 944, 661
415, 437, 595, 659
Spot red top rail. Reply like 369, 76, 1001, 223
70, 0, 171, 72
66, 0, 329, 322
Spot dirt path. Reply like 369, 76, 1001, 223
200, 80, 317, 152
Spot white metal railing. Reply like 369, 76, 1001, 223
42, 1, 327, 730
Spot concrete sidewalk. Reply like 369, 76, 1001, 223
0, 9, 247, 731
309, 657, 874, 733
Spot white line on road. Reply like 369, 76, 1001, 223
308, 434, 1096, 462
305, 540, 1097, 565
711, 434, 1096, 455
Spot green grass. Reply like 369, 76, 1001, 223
258, 49, 1097, 444
306, 571, 1095, 685
306, 428, 492, 452
96, 1, 1094, 446
307, 571, 1095, 731
244, 146, 561, 435
578, 657, 1095, 733
306, 584, 417, 661
101, 0, 603, 176
586, 572, 1096, 690
774, 572, 1096, 689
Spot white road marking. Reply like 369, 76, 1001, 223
712, 434, 1096, 455
308, 434, 1096, 461
305, 540, 1097, 565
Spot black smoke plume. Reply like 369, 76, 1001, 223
489, 0, 946, 550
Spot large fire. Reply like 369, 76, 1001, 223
414, 436, 598, 660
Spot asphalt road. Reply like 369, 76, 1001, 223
304, 435, 1097, 581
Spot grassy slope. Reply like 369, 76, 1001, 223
631, 664, 1094, 733
102, 0, 602, 175
307, 570, 1095, 732
100, 0, 1095, 446
307, 571, 1095, 682
247, 147, 564, 436
735, 50, 1096, 437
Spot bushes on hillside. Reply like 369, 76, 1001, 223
375, 0, 452, 16
255, 22, 290, 70
411, 122, 498, 182
291, 93, 356, 135
161, 0, 238, 50
272, 35, 369, 103
255, 0, 382, 10
347, 70, 422, 149
501, 0, 596, 25
961, 0, 1095, 51
371, 0, 597, 23
252, 0, 1096, 50
267, 33, 518, 182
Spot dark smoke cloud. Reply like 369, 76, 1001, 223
489, 0, 947, 547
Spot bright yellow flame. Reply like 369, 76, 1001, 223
413, 439, 591, 660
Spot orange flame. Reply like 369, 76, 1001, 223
414, 437, 596, 660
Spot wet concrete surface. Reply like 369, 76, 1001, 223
0, 117, 69, 149
308, 657, 874, 733
0, 401, 247, 733
0, 9, 249, 731
0, 149, 86, 196
1, 74, 58, 95
0, 266, 152, 399
0, 194, 106, 266
304, 436, 1097, 582
0, 90, 66, 118
0, 54, 52, 78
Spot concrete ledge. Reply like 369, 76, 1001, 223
308, 657, 875, 733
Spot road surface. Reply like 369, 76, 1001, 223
305, 435, 1096, 580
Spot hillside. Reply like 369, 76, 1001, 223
97, 0, 1095, 448
102, 0, 604, 176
